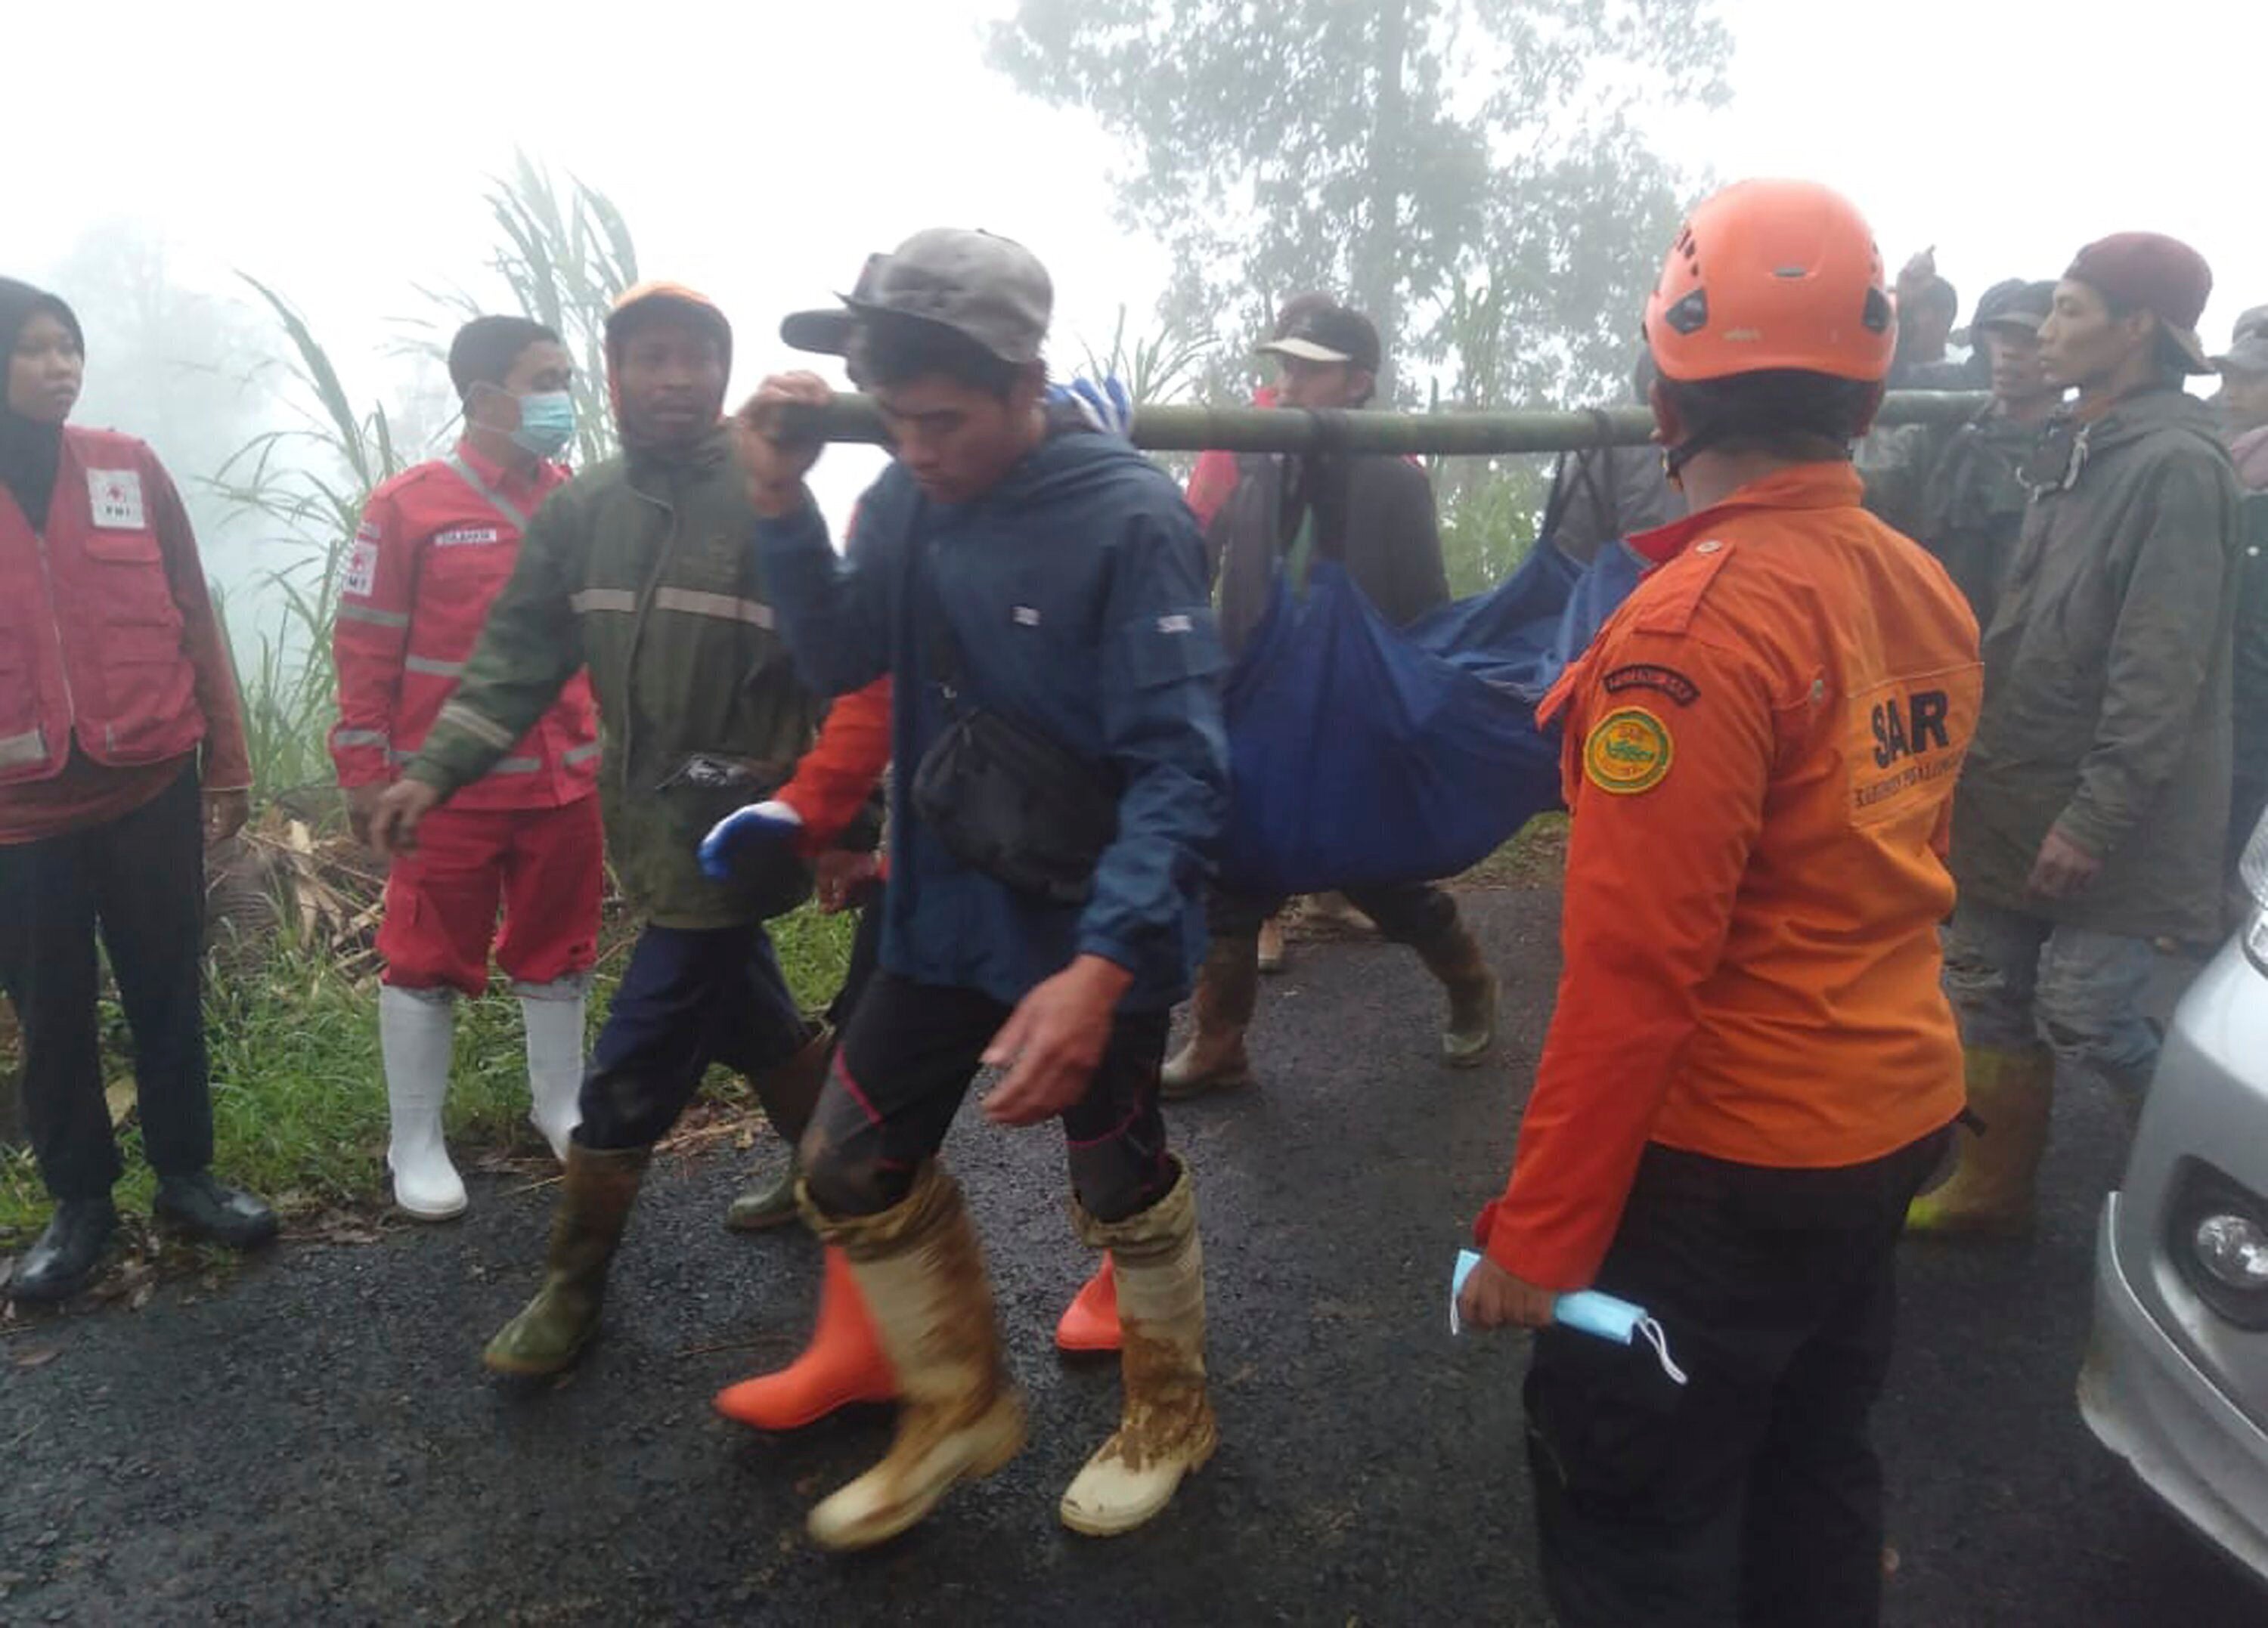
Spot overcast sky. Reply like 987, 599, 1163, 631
10, 0, 2263, 520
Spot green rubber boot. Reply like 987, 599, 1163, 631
725, 1157, 803, 1233
724, 1023, 832, 1232
483, 1142, 649, 1377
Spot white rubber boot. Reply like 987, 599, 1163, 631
380, 986, 466, 1221
519, 980, 587, 1165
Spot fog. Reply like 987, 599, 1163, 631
9, 0, 2263, 608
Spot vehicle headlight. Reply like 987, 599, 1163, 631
2193, 1215, 2268, 1292
2170, 1165, 2268, 1329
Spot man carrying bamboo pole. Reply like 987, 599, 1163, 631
735, 227, 1229, 1549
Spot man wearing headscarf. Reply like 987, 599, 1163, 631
368, 284, 831, 1376
0, 277, 275, 1302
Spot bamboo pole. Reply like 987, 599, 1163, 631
783, 391, 1986, 457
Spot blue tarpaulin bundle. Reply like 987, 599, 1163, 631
1215, 540, 1647, 898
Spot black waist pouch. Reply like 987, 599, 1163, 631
912, 708, 1119, 906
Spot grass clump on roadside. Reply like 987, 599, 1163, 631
0, 903, 858, 1247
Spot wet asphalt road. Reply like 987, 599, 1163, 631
3, 886, 2265, 1626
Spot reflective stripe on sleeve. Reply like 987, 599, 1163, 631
432, 699, 517, 751
569, 588, 638, 615
652, 587, 774, 628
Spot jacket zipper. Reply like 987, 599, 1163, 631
619, 478, 680, 783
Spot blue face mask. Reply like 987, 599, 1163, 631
510, 390, 577, 459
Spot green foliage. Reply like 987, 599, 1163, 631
0, 904, 858, 1243
1436, 456, 1545, 595
989, 0, 1730, 407
1073, 304, 1216, 404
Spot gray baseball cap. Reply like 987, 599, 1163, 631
782, 229, 1052, 367
2212, 304, 2268, 375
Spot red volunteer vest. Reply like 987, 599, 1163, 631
0, 427, 206, 785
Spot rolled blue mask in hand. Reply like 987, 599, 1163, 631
697, 800, 804, 879
1450, 1248, 1687, 1385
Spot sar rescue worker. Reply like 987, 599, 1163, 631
1914, 234, 2242, 1235
736, 228, 1228, 1549
1457, 181, 1977, 1626
0, 277, 277, 1303
367, 284, 832, 1376
332, 317, 603, 1219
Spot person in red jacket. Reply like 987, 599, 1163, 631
331, 317, 603, 1220
0, 277, 277, 1303
1456, 182, 1975, 1625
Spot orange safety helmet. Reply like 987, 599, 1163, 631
1644, 180, 1896, 384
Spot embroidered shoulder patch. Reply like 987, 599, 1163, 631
1602, 663, 1700, 707
1583, 706, 1673, 795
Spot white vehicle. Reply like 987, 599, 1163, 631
2081, 809, 2268, 1583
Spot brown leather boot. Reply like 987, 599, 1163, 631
1161, 935, 1260, 1100
1414, 921, 1498, 1067
804, 1163, 1027, 1552
1905, 1045, 2054, 1237
1059, 1163, 1217, 1537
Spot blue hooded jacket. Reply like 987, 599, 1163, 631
755, 428, 1228, 1011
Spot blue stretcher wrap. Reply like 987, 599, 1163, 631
1216, 539, 1647, 899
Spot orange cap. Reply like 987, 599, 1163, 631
1645, 180, 1895, 384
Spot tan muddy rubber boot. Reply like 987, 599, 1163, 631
1060, 1162, 1218, 1537
1414, 921, 1499, 1068
1905, 1045, 2055, 1238
1256, 913, 1288, 976
804, 1163, 1027, 1552
1161, 935, 1260, 1100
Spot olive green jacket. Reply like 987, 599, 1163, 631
406, 427, 820, 929
1951, 388, 2242, 941
1859, 407, 2044, 630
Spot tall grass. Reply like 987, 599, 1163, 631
411, 152, 637, 472
206, 274, 411, 803
208, 159, 643, 803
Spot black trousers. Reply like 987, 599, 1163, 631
804, 969, 1173, 1224
0, 765, 212, 1200
578, 921, 813, 1150
1523, 1128, 1950, 1628
1210, 879, 1458, 946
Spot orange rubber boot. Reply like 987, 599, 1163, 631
714, 1246, 898, 1431
1054, 1254, 1123, 1354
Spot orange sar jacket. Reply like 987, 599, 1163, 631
1478, 463, 1979, 1291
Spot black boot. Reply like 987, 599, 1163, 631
153, 1173, 280, 1249
9, 1196, 119, 1303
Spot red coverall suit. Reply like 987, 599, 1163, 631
332, 442, 603, 994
